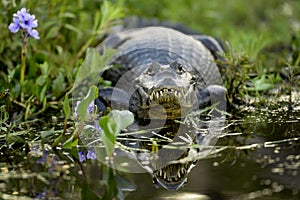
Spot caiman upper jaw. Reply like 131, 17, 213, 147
149, 88, 183, 106
140, 84, 196, 107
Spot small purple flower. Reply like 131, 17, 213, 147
87, 148, 97, 160
87, 101, 94, 114
36, 191, 46, 199
8, 18, 20, 33
28, 28, 39, 39
78, 151, 86, 162
74, 100, 95, 117
94, 120, 102, 132
8, 7, 39, 40
37, 150, 49, 164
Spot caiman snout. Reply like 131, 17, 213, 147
133, 61, 198, 119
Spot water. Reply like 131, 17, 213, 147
0, 108, 299, 199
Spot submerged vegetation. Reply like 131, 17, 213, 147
0, 0, 299, 199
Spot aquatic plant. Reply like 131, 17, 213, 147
8, 8, 39, 101
78, 148, 97, 162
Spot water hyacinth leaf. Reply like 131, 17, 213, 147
52, 73, 66, 97
75, 48, 114, 85
99, 110, 134, 156
110, 110, 134, 130
40, 128, 54, 142
102, 165, 119, 200
36, 75, 47, 86
247, 75, 275, 91
99, 114, 115, 156
77, 86, 98, 120
40, 62, 49, 75
63, 134, 78, 149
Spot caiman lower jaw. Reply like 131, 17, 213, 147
153, 162, 195, 190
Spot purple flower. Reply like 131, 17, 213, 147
87, 148, 97, 160
87, 101, 94, 114
36, 191, 46, 199
74, 100, 95, 117
8, 18, 20, 33
28, 28, 39, 39
94, 120, 102, 132
37, 150, 48, 164
78, 151, 86, 162
8, 8, 39, 40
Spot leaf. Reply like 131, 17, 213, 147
102, 165, 119, 200
52, 73, 66, 97
75, 48, 112, 85
40, 62, 49, 75
99, 115, 115, 156
40, 84, 49, 102
99, 0, 124, 31
247, 75, 275, 91
36, 75, 47, 86
81, 182, 101, 200
63, 134, 78, 149
41, 129, 54, 140
110, 110, 134, 130
99, 110, 134, 156
77, 86, 98, 120
63, 95, 71, 120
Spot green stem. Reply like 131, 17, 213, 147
20, 29, 28, 102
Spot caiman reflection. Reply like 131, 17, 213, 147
128, 118, 220, 191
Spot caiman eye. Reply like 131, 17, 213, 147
147, 67, 155, 76
170, 61, 185, 75
176, 63, 185, 75
190, 75, 197, 83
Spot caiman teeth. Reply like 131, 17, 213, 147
177, 170, 181, 178
149, 88, 184, 103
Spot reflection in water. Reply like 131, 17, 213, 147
118, 111, 226, 191
0, 110, 299, 199
78, 107, 226, 191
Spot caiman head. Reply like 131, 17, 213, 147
152, 160, 197, 190
131, 60, 199, 119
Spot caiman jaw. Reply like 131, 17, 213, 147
149, 88, 183, 106
152, 161, 196, 190
136, 85, 196, 119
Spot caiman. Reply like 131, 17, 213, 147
96, 26, 226, 119
94, 26, 226, 190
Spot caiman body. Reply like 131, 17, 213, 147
97, 26, 225, 119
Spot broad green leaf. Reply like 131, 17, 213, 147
40, 62, 49, 75
36, 75, 47, 86
77, 85, 98, 120
75, 48, 114, 86
52, 73, 66, 97
110, 110, 134, 130
99, 115, 115, 156
99, 110, 134, 156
